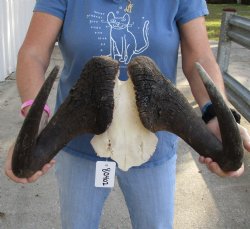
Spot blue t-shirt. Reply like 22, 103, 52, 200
34, 0, 208, 167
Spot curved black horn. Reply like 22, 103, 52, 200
128, 56, 243, 172
12, 66, 59, 178
12, 56, 119, 178
195, 63, 243, 171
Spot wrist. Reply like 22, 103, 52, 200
20, 99, 51, 118
201, 102, 215, 123
201, 102, 241, 124
201, 101, 212, 115
20, 106, 31, 117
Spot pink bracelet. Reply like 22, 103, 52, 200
20, 99, 51, 117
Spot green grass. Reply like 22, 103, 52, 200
206, 4, 250, 40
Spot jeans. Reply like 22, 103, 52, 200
55, 150, 177, 229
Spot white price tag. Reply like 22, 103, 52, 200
95, 161, 116, 188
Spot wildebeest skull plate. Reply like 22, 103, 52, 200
91, 69, 158, 171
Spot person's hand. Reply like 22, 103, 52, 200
5, 144, 56, 183
199, 118, 250, 177
5, 111, 55, 183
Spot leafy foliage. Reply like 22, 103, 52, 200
206, 4, 250, 40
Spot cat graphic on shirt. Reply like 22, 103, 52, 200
107, 12, 149, 64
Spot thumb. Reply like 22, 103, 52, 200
238, 124, 250, 152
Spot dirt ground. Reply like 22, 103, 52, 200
0, 42, 250, 229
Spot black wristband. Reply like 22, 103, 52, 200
202, 103, 241, 124
202, 104, 216, 124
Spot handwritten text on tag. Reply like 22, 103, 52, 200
95, 161, 116, 188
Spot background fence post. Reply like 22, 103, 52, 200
216, 9, 237, 73
216, 9, 250, 122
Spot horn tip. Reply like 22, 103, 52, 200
195, 62, 202, 69
195, 62, 212, 85
53, 65, 60, 73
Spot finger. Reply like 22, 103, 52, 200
49, 159, 56, 165
204, 157, 213, 164
244, 140, 250, 152
238, 125, 250, 152
199, 156, 213, 165
27, 171, 43, 183
41, 163, 52, 174
41, 160, 56, 173
207, 162, 227, 177
5, 169, 28, 184
227, 164, 245, 178
208, 161, 244, 178
5, 145, 29, 184
5, 144, 15, 168
199, 156, 205, 163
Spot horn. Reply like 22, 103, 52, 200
12, 66, 59, 178
12, 56, 119, 178
128, 56, 243, 172
195, 63, 243, 170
